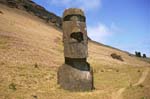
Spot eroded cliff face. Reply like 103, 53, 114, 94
0, 0, 62, 29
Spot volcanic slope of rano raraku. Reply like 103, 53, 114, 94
0, 4, 150, 99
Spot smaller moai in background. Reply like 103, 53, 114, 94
143, 54, 146, 58
135, 51, 141, 57
57, 8, 94, 91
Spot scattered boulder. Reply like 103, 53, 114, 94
32, 95, 38, 99
34, 63, 38, 68
0, 10, 3, 14
9, 83, 17, 91
111, 53, 124, 61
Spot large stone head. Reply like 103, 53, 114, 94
62, 8, 88, 58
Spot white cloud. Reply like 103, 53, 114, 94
87, 23, 118, 43
110, 23, 120, 32
50, 0, 101, 11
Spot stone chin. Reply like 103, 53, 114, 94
65, 57, 90, 71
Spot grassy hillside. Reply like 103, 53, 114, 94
0, 0, 62, 29
0, 4, 150, 99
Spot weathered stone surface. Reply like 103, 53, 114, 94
58, 64, 94, 91
63, 8, 85, 18
58, 8, 94, 91
62, 8, 88, 58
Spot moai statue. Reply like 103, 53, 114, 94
58, 8, 94, 91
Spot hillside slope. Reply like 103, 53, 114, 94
0, 4, 150, 99
0, 0, 62, 29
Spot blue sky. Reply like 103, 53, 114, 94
33, 0, 150, 56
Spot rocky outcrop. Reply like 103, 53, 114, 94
0, 0, 62, 29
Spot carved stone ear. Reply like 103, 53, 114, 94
70, 32, 83, 43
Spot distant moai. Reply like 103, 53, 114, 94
57, 8, 94, 91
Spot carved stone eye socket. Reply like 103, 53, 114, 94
70, 32, 84, 43
70, 16, 78, 21
63, 14, 86, 22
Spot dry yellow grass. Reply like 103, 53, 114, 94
123, 68, 150, 99
0, 4, 150, 99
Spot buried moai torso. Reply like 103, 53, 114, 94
62, 8, 88, 58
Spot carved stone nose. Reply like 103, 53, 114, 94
72, 26, 80, 33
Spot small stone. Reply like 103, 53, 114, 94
0, 11, 3, 14
32, 95, 38, 99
